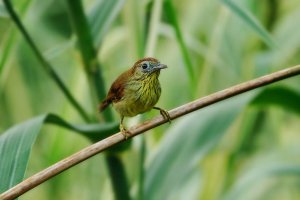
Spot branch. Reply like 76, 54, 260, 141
1, 65, 300, 200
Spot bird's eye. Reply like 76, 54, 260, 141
142, 63, 148, 69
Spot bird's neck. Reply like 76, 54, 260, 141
131, 70, 160, 81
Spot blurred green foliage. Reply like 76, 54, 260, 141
1, 0, 300, 199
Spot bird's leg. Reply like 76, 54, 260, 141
153, 107, 171, 123
120, 116, 130, 140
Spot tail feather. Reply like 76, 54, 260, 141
99, 99, 111, 112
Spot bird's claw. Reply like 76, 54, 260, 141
160, 109, 171, 124
154, 107, 171, 123
120, 124, 130, 140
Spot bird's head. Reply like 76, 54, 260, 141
132, 57, 167, 78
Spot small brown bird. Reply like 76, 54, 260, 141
99, 57, 170, 139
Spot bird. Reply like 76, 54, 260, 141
99, 57, 170, 139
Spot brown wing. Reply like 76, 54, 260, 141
99, 70, 131, 112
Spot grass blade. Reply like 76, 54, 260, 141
105, 155, 131, 200
66, 0, 113, 121
223, 163, 300, 200
251, 86, 300, 115
0, 2, 8, 18
88, 0, 125, 49
2, 0, 90, 122
0, 115, 47, 193
1, 0, 31, 89
164, 0, 195, 86
145, 0, 164, 56
221, 0, 276, 48
0, 28, 14, 79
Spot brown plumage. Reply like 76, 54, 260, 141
99, 70, 129, 111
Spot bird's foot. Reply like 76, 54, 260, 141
120, 124, 130, 140
153, 107, 171, 123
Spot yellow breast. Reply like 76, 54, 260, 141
113, 73, 161, 117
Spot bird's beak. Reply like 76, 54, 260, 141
155, 63, 167, 70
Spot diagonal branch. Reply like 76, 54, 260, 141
1, 65, 300, 200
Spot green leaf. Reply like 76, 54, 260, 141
0, 30, 15, 80
3, 0, 90, 122
0, 115, 46, 193
0, 2, 8, 18
257, 10, 300, 68
223, 163, 300, 200
251, 86, 300, 115
221, 0, 276, 48
88, 0, 125, 48
163, 0, 195, 85
46, 114, 119, 141
145, 93, 255, 200
66, 0, 112, 117
0, 0, 31, 78
0, 114, 118, 193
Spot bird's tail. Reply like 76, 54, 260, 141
99, 99, 110, 112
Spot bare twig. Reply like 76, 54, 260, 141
1, 65, 300, 200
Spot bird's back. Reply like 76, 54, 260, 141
99, 69, 131, 111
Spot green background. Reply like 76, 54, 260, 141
1, 0, 300, 199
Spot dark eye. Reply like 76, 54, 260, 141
142, 63, 148, 69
